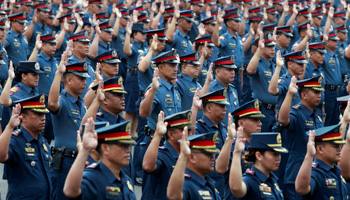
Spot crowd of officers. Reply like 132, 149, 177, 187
1, 0, 350, 199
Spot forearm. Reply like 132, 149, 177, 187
246, 48, 261, 75
294, 37, 309, 51
286, 14, 296, 26
212, 24, 221, 47
112, 17, 120, 38
123, 33, 132, 56
28, 47, 39, 61
278, 12, 287, 26
83, 89, 97, 108
268, 66, 281, 95
166, 17, 176, 43
238, 19, 246, 36
0, 78, 13, 106
151, 12, 162, 30
0, 124, 14, 162
216, 137, 234, 174
139, 88, 157, 118
24, 22, 35, 41
56, 30, 66, 49
278, 92, 293, 126
74, 25, 82, 34
243, 35, 253, 52
167, 154, 187, 200
88, 33, 99, 59
48, 71, 62, 113
295, 154, 313, 195
142, 132, 162, 173
339, 143, 350, 179
138, 50, 153, 73
229, 152, 246, 198
63, 148, 90, 198
81, 98, 100, 125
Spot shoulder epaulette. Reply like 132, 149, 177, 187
292, 104, 300, 110
96, 112, 103, 117
184, 174, 191, 178
245, 169, 255, 175
159, 146, 166, 150
312, 162, 317, 168
12, 129, 21, 136
198, 119, 206, 124
87, 162, 98, 168
10, 87, 19, 95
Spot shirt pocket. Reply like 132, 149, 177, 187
68, 110, 81, 129
24, 153, 40, 173
105, 190, 123, 200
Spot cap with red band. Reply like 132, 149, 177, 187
13, 94, 49, 113
311, 124, 346, 144
178, 132, 220, 154
232, 99, 265, 119
96, 121, 136, 144
164, 110, 196, 129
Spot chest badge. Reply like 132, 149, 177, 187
43, 143, 48, 152
127, 180, 133, 192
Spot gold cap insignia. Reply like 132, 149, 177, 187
223, 89, 227, 97
127, 180, 133, 192
212, 132, 218, 143
254, 100, 259, 109
318, 76, 322, 84
118, 77, 123, 86
276, 133, 281, 144
187, 111, 192, 121
126, 122, 131, 133
40, 94, 45, 104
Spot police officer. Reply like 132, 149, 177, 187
68, 31, 97, 97
142, 110, 196, 200
278, 76, 325, 199
272, 25, 293, 75
213, 8, 243, 100
0, 61, 43, 130
216, 99, 265, 200
0, 95, 52, 199
177, 52, 211, 112
24, 2, 51, 57
124, 23, 148, 139
269, 50, 307, 108
90, 19, 117, 68
209, 55, 239, 127
167, 131, 221, 199
84, 0, 103, 19
54, 13, 77, 63
48, 51, 90, 200
247, 32, 277, 132
195, 36, 215, 86
292, 21, 313, 51
295, 124, 348, 199
322, 30, 342, 126
167, 10, 194, 56
63, 119, 137, 200
96, 50, 121, 80
229, 131, 287, 199
6, 12, 28, 67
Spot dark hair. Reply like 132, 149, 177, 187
245, 148, 267, 163
146, 35, 153, 45
15, 71, 27, 82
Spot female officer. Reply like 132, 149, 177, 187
229, 131, 287, 199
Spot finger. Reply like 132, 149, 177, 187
228, 113, 232, 126
309, 130, 315, 142
277, 50, 281, 58
77, 130, 81, 142
182, 126, 188, 141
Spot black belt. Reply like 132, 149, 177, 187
325, 84, 340, 91
127, 66, 138, 76
51, 147, 78, 158
342, 74, 348, 82
261, 102, 277, 110
144, 125, 155, 137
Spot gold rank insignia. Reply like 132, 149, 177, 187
118, 77, 123, 86
318, 76, 322, 84
276, 133, 281, 144
182, 41, 188, 47
187, 112, 192, 121
127, 180, 133, 192
43, 143, 48, 152
223, 89, 227, 97
166, 94, 170, 97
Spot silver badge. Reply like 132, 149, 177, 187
105, 12, 109, 17
195, 52, 199, 60
302, 51, 306, 57
52, 31, 56, 37
267, 33, 273, 40
84, 30, 89, 37
173, 49, 177, 56
83, 62, 88, 71
23, 12, 26, 18
231, 55, 235, 62
35, 62, 40, 70
1, 51, 5, 59
70, 13, 74, 18
112, 50, 117, 57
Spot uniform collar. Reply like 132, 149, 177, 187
179, 73, 197, 83
159, 76, 175, 90
69, 54, 83, 62
164, 141, 179, 159
251, 166, 278, 182
99, 161, 125, 183
39, 51, 53, 61
176, 29, 189, 39
259, 57, 272, 66
18, 82, 37, 94
326, 49, 336, 56
299, 103, 315, 117
35, 21, 45, 28
99, 40, 110, 49
98, 108, 121, 124
61, 89, 82, 104
314, 158, 342, 177
184, 168, 208, 186
9, 29, 21, 37
201, 115, 216, 128
21, 126, 42, 143
132, 40, 143, 47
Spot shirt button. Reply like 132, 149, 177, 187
47, 75, 49, 77
31, 161, 36, 166
74, 120, 77, 123
17, 51, 19, 53
168, 109, 171, 112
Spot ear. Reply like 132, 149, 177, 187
101, 143, 109, 155
238, 119, 244, 128
188, 153, 196, 164
316, 144, 324, 155
21, 73, 26, 80
255, 151, 263, 162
